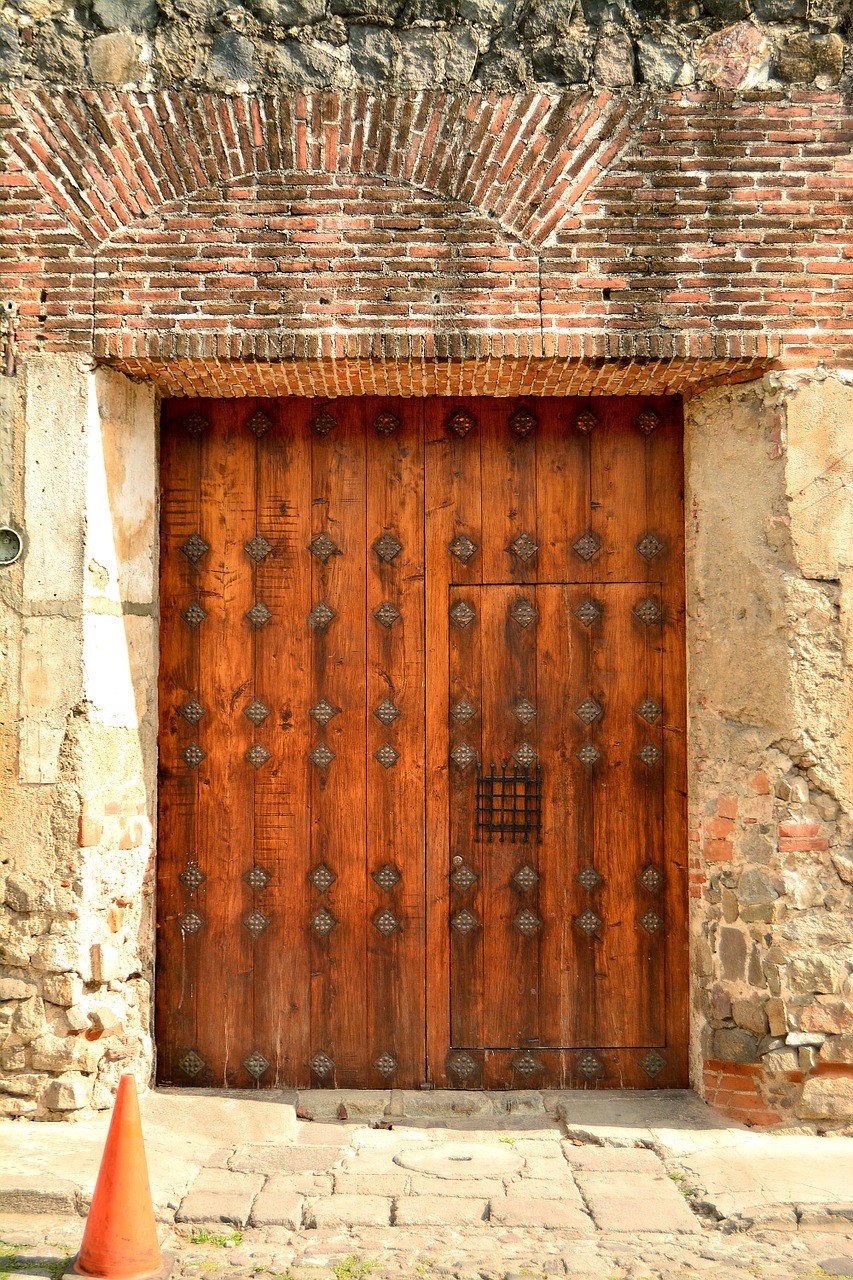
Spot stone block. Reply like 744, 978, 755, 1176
636, 38, 692, 87
573, 1171, 701, 1233
562, 1145, 664, 1173
0, 1174, 77, 1212
305, 1194, 390, 1228
30, 936, 80, 974
43, 1077, 90, 1111
801, 1000, 853, 1035
732, 998, 769, 1036
796, 1078, 853, 1121
712, 1028, 759, 1064
88, 32, 142, 83
406, 1174, 506, 1197
249, 1181, 304, 1228
1, 922, 35, 968
348, 26, 396, 85
696, 21, 769, 90
5, 873, 54, 914
0, 1072, 43, 1096
11, 995, 46, 1044
819, 1036, 853, 1064
718, 928, 747, 981
393, 1195, 488, 1226
30, 1033, 102, 1073
41, 973, 83, 1007
229, 1143, 344, 1174
789, 956, 840, 995
592, 25, 635, 86
761, 1048, 799, 1074
776, 33, 844, 83
504, 1178, 583, 1203
92, 0, 159, 29
489, 1200, 592, 1231
0, 1095, 37, 1117
334, 1171, 410, 1196
298, 1088, 388, 1119
176, 1170, 265, 1227
766, 997, 788, 1036
210, 32, 255, 82
0, 978, 38, 1000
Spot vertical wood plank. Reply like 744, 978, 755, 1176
479, 400, 537, 587
365, 397, 426, 1087
536, 399, 592, 588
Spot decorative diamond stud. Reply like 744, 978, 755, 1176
576, 866, 603, 892
246, 744, 271, 769
447, 410, 475, 438
181, 743, 206, 769
374, 411, 400, 436
638, 409, 660, 435
179, 864, 206, 893
575, 909, 601, 935
573, 532, 601, 561
448, 1051, 478, 1080
638, 699, 662, 724
246, 602, 272, 629
637, 742, 662, 767
373, 864, 401, 891
577, 1052, 603, 1078
310, 864, 336, 893
180, 699, 206, 725
513, 742, 538, 767
640, 909, 664, 934
311, 410, 337, 436
575, 599, 602, 627
308, 601, 336, 630
309, 533, 339, 564
246, 410, 271, 437
510, 407, 536, 437
513, 864, 539, 891
243, 1050, 270, 1079
450, 742, 477, 770
574, 410, 598, 433
509, 533, 538, 562
374, 1052, 397, 1077
373, 909, 400, 936
515, 908, 542, 936
374, 602, 400, 629
513, 1052, 543, 1076
245, 535, 273, 563
451, 699, 477, 724
374, 700, 401, 727
185, 411, 208, 436
182, 603, 207, 628
375, 743, 400, 769
180, 910, 204, 934
310, 1050, 334, 1077
513, 699, 537, 725
244, 699, 271, 726
451, 909, 480, 934
244, 865, 270, 891
640, 1049, 666, 1078
639, 865, 664, 893
181, 533, 210, 565
449, 534, 478, 563
451, 863, 478, 891
635, 598, 662, 626
310, 699, 340, 727
449, 600, 476, 628
178, 1049, 205, 1077
637, 533, 664, 560
373, 533, 403, 563
244, 910, 270, 937
308, 743, 334, 769
576, 743, 601, 767
575, 699, 603, 724
310, 908, 337, 936
510, 598, 538, 628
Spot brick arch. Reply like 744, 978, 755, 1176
6, 88, 647, 251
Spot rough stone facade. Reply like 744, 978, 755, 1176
0, 1, 851, 1123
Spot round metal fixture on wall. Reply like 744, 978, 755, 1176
0, 526, 23, 565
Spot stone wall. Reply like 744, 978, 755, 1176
0, 357, 159, 1118
1, 0, 850, 92
686, 371, 853, 1128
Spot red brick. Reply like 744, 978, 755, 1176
704, 838, 733, 863
78, 816, 103, 848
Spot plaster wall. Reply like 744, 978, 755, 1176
1, 355, 852, 1124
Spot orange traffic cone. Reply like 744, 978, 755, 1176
73, 1073, 171, 1280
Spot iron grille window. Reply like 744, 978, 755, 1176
476, 763, 542, 843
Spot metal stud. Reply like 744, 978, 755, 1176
245, 535, 273, 563
640, 909, 664, 934
178, 1049, 205, 1077
246, 744, 271, 769
246, 602, 272, 629
451, 908, 480, 935
577, 1052, 603, 1079
373, 533, 403, 563
374, 743, 400, 769
448, 1052, 478, 1081
639, 864, 664, 893
373, 909, 400, 936
576, 743, 601, 767
374, 602, 400, 629
185, 411, 208, 437
449, 600, 476, 628
638, 742, 662, 767
179, 864, 206, 893
310, 699, 340, 727
447, 410, 475, 438
574, 410, 598, 434
181, 533, 210, 565
513, 1052, 543, 1077
309, 533, 339, 564
635, 598, 662, 626
374, 699, 401, 727
449, 534, 478, 563
639, 1049, 666, 1079
310, 1050, 334, 1078
180, 699, 206, 725
638, 699, 662, 724
244, 699, 271, 726
513, 742, 538, 767
576, 865, 603, 892
638, 409, 660, 435
182, 602, 207, 628
244, 865, 270, 891
451, 863, 478, 891
515, 908, 541, 936
510, 407, 537, 437
575, 698, 603, 724
513, 864, 539, 891
311, 410, 337, 436
637, 533, 664, 560
310, 864, 336, 893
246, 410, 271, 437
244, 1050, 270, 1079
244, 909, 270, 937
513, 699, 537, 726
180, 910, 204, 934
451, 699, 477, 724
308, 601, 336, 631
575, 908, 601, 935
575, 599, 602, 627
310, 743, 335, 769
573, 532, 601, 562
450, 742, 477, 770
181, 743, 206, 770
373, 864, 401, 891
374, 411, 400, 436
510, 598, 537, 628
509, 532, 538, 562
310, 908, 337, 937
374, 1052, 397, 1077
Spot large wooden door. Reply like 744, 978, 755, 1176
156, 396, 686, 1090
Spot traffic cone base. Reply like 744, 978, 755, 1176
71, 1074, 169, 1280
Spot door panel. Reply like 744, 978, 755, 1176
157, 394, 686, 1091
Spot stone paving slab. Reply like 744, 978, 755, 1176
174, 1169, 264, 1228
248, 1181, 303, 1228
228, 1144, 346, 1175
393, 1195, 489, 1226
562, 1143, 664, 1172
489, 1200, 593, 1231
305, 1194, 391, 1228
573, 1170, 703, 1234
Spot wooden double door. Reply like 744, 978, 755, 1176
157, 396, 687, 1090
